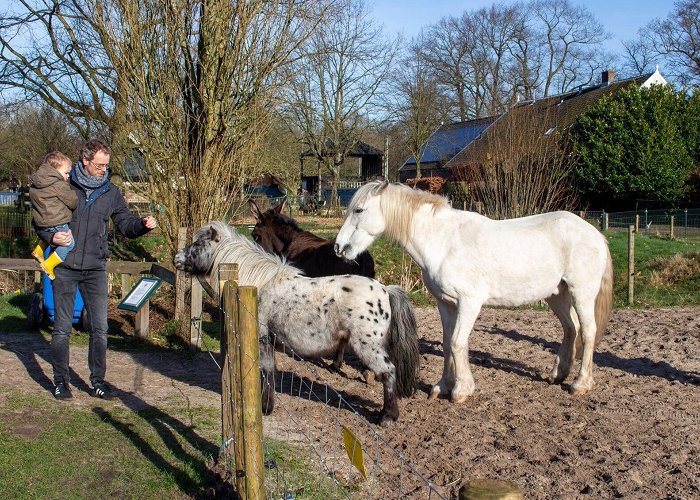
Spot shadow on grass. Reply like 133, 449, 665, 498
92, 398, 236, 499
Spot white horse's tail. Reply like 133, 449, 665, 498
575, 245, 614, 359
594, 248, 614, 346
386, 285, 420, 398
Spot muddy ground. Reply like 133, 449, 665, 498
1, 306, 698, 499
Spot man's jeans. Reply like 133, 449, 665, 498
51, 267, 109, 386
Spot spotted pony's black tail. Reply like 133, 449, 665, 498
386, 285, 420, 398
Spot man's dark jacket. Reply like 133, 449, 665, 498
35, 173, 150, 271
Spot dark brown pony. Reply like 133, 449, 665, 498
249, 199, 375, 279
249, 198, 376, 375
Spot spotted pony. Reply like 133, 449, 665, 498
173, 221, 420, 424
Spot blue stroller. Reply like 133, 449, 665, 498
27, 247, 87, 330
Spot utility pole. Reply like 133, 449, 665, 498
384, 136, 389, 180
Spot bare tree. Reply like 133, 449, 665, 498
420, 15, 475, 121
0, 1, 118, 141
530, 0, 609, 96
102, 0, 326, 252
391, 33, 448, 180
414, 0, 610, 125
470, 4, 528, 116
0, 0, 326, 254
648, 0, 700, 87
620, 38, 659, 77
0, 103, 81, 181
454, 105, 578, 219
283, 0, 399, 208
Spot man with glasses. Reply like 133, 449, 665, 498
36, 138, 157, 400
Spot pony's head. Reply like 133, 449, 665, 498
173, 222, 225, 276
249, 199, 292, 255
335, 180, 389, 260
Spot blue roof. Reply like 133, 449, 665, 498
402, 118, 493, 167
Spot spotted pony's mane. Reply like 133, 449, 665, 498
347, 180, 449, 245
200, 221, 300, 291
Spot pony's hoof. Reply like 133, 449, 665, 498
379, 411, 398, 426
380, 416, 396, 427
569, 386, 589, 396
428, 385, 444, 400
361, 369, 374, 384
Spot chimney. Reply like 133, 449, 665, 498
602, 69, 615, 86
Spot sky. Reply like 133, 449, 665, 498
0, 0, 674, 56
370, 0, 676, 56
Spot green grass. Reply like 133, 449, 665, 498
264, 440, 356, 499
606, 230, 700, 307
0, 388, 348, 499
0, 390, 216, 499
0, 292, 32, 333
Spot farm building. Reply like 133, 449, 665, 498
301, 140, 385, 205
398, 68, 668, 184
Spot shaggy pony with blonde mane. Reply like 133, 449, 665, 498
174, 221, 420, 424
335, 180, 613, 403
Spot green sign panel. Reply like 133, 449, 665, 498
117, 277, 162, 312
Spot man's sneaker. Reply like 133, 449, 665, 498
91, 382, 115, 400
53, 382, 72, 400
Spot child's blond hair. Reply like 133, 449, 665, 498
42, 151, 72, 170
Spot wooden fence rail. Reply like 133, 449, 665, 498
0, 258, 176, 338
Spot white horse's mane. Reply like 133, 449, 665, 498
348, 180, 450, 244
203, 221, 300, 288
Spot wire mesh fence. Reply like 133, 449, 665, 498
582, 208, 700, 238
218, 279, 446, 500
3, 203, 700, 241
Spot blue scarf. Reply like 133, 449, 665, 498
71, 160, 110, 205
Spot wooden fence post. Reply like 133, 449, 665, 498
134, 301, 150, 338
121, 273, 133, 299
220, 279, 245, 496
628, 225, 635, 305
189, 278, 203, 349
218, 264, 244, 494
238, 286, 264, 500
635, 214, 640, 233
670, 215, 675, 239
175, 227, 190, 340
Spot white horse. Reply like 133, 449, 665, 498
173, 221, 420, 424
334, 180, 613, 403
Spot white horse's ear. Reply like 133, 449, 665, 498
210, 227, 221, 242
375, 179, 389, 194
249, 199, 262, 221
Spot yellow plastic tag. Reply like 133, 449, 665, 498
342, 425, 367, 480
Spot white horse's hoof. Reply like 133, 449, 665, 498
451, 392, 470, 404
547, 372, 566, 385
569, 378, 594, 395
450, 380, 475, 403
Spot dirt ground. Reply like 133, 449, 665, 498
1, 305, 698, 499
